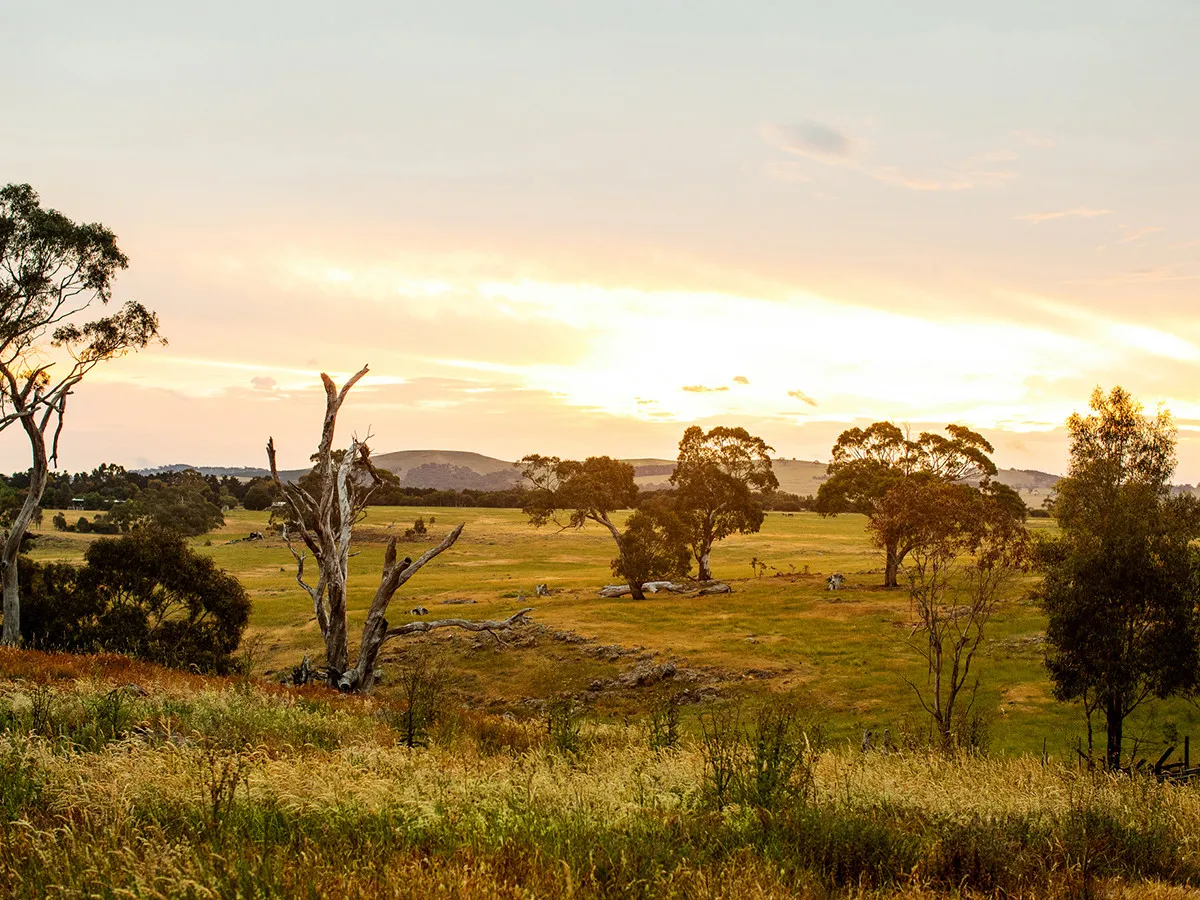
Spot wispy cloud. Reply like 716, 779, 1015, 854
682, 384, 729, 393
788, 389, 818, 406
733, 375, 750, 385
250, 376, 277, 391
1017, 208, 1113, 223
770, 120, 854, 159
762, 121, 1018, 191
1075, 266, 1199, 286
1114, 226, 1162, 245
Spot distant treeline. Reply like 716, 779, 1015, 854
0, 464, 537, 513
2, 464, 817, 516
369, 484, 531, 508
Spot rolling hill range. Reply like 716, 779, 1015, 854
143, 451, 1065, 507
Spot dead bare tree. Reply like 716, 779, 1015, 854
267, 365, 532, 692
872, 478, 1029, 750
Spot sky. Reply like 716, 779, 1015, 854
3, 1, 1200, 478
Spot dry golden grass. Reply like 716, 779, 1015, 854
4, 655, 1200, 899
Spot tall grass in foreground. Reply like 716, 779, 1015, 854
3, 669, 1200, 898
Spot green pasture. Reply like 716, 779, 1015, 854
25, 508, 1200, 758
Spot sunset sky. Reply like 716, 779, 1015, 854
4, 1, 1200, 478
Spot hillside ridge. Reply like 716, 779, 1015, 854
138, 449, 1065, 500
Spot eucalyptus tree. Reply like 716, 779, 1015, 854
0, 184, 161, 645
519, 454, 652, 598
670, 426, 778, 581
1038, 387, 1200, 769
815, 422, 998, 587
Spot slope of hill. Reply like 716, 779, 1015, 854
137, 452, 1066, 504
136, 464, 271, 478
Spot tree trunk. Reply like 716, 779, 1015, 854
1, 562, 19, 647
323, 582, 350, 672
1105, 697, 1124, 771
884, 542, 901, 588
696, 548, 712, 582
1, 405, 50, 647
272, 370, 534, 693
627, 565, 647, 601
597, 514, 646, 600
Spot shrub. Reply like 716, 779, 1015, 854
19, 529, 251, 673
544, 697, 584, 754
698, 702, 743, 809
698, 699, 825, 811
385, 655, 443, 749
457, 710, 541, 755
648, 691, 682, 752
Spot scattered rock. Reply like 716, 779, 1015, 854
551, 630, 591, 645
617, 660, 677, 688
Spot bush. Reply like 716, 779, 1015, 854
19, 529, 251, 673
385, 655, 443, 748
648, 691, 682, 752
241, 479, 277, 511
698, 699, 824, 811
545, 697, 584, 754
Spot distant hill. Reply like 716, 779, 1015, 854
136, 464, 271, 479
136, 453, 1066, 505
371, 450, 521, 487
626, 457, 1063, 508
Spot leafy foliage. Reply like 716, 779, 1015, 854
670, 426, 778, 580
19, 529, 250, 672
1037, 386, 1200, 769
521, 454, 653, 598
0, 183, 163, 646
520, 455, 638, 530
611, 494, 692, 585
131, 471, 226, 535
816, 421, 999, 586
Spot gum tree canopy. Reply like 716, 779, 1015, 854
815, 422, 998, 587
0, 184, 161, 646
670, 425, 778, 581
1038, 387, 1200, 770
519, 454, 651, 598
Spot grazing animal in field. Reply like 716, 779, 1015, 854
410, 606, 428, 616
827, 573, 845, 591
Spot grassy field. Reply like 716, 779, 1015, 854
9, 513, 1200, 897
22, 506, 1200, 759
3, 650, 1200, 898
